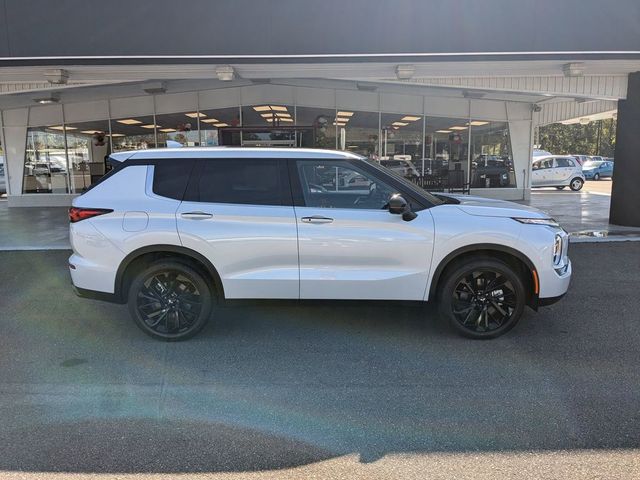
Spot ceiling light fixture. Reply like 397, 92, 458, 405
395, 64, 415, 80
81, 130, 104, 134
141, 124, 159, 129
108, 133, 125, 137
335, 117, 351, 122
449, 126, 468, 130
436, 130, 452, 134
117, 119, 143, 125
337, 111, 354, 117
213, 123, 228, 127
44, 69, 69, 85
401, 116, 421, 122
48, 125, 76, 131
468, 121, 489, 126
253, 106, 271, 112
201, 118, 220, 123
563, 62, 585, 77
159, 128, 177, 132
392, 122, 409, 127
216, 65, 235, 81
185, 112, 206, 118
33, 93, 60, 104
269, 105, 288, 112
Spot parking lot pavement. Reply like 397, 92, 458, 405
0, 243, 639, 479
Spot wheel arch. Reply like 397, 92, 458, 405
428, 243, 539, 308
114, 245, 225, 303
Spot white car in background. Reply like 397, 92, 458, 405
531, 156, 585, 191
379, 158, 420, 178
69, 148, 572, 341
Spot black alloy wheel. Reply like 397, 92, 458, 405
128, 261, 213, 341
439, 258, 526, 339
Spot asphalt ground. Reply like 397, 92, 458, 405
0, 243, 639, 479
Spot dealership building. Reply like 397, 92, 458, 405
0, 0, 639, 226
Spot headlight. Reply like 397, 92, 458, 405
513, 217, 560, 227
553, 234, 563, 265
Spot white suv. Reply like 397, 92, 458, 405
69, 148, 571, 341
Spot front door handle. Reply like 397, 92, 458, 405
181, 211, 213, 219
301, 215, 334, 224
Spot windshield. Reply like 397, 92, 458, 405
583, 161, 602, 168
364, 158, 444, 206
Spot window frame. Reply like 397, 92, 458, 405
183, 158, 292, 207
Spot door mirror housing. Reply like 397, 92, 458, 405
388, 194, 418, 221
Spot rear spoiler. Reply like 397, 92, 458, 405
107, 151, 136, 166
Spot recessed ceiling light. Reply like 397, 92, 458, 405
185, 112, 206, 118
253, 106, 271, 112
449, 126, 468, 130
109, 133, 125, 137
48, 125, 77, 131
261, 113, 274, 118
159, 128, 177, 132
214, 123, 228, 127
278, 117, 293, 122
269, 105, 288, 112
435, 130, 452, 134
401, 116, 421, 121
201, 118, 220, 123
276, 113, 291, 118
141, 124, 159, 129
335, 117, 351, 122
337, 111, 354, 117
468, 121, 489, 126
80, 130, 104, 134
117, 119, 143, 125
392, 122, 409, 127
333, 122, 347, 126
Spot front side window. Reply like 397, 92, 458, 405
196, 159, 282, 206
296, 160, 396, 210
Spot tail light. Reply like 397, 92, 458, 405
69, 207, 113, 223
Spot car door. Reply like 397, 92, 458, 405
291, 158, 435, 301
176, 157, 299, 299
553, 157, 574, 184
531, 158, 553, 186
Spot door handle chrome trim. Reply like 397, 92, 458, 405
181, 211, 213, 219
301, 215, 334, 224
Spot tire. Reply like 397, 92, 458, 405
438, 258, 526, 339
555, 186, 565, 190
593, 173, 600, 181
128, 260, 214, 341
569, 177, 584, 191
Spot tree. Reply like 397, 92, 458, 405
538, 119, 616, 157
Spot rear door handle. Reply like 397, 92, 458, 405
181, 211, 213, 219
301, 215, 334, 224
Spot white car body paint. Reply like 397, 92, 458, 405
69, 147, 571, 308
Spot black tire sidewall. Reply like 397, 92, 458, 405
438, 258, 526, 339
128, 260, 213, 341
570, 178, 584, 191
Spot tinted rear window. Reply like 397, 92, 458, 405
196, 159, 283, 206
152, 160, 196, 200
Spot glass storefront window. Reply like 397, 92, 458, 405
239, 105, 296, 147
337, 110, 379, 158
469, 120, 515, 188
23, 126, 69, 193
110, 115, 156, 152
154, 111, 201, 148
380, 113, 423, 176
199, 107, 241, 146
64, 119, 111, 193
295, 107, 337, 149
424, 117, 470, 190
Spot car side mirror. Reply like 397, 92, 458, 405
388, 194, 417, 221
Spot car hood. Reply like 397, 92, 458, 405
438, 194, 550, 219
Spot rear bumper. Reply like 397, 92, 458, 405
72, 284, 124, 304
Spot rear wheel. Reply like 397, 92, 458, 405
128, 260, 213, 341
439, 258, 526, 339
593, 173, 600, 180
569, 177, 584, 191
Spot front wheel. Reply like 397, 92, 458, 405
439, 258, 526, 339
128, 260, 213, 341
569, 177, 584, 191
593, 173, 600, 181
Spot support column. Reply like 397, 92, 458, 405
610, 72, 640, 227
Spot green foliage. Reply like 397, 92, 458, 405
538, 119, 616, 157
